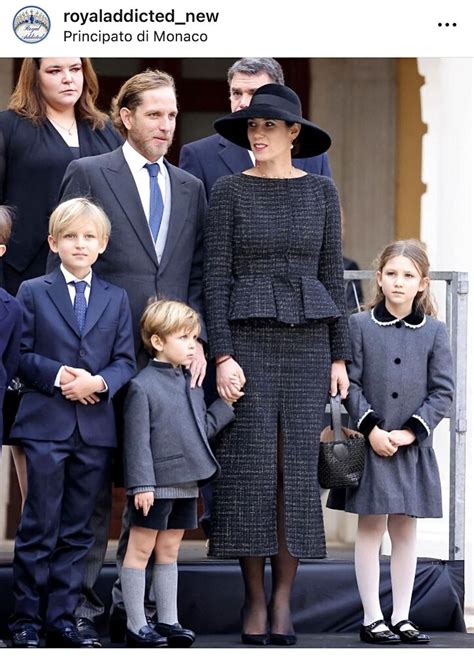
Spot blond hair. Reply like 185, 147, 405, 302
8, 58, 107, 129
368, 239, 437, 317
140, 299, 201, 356
110, 69, 176, 138
49, 198, 111, 242
0, 206, 13, 244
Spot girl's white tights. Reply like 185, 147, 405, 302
355, 514, 417, 630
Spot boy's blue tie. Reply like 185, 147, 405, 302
144, 162, 164, 242
73, 280, 88, 334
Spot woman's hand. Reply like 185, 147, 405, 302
368, 426, 398, 457
389, 429, 416, 447
216, 357, 246, 403
330, 360, 350, 399
134, 491, 154, 517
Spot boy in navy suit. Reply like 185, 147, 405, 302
8, 198, 136, 648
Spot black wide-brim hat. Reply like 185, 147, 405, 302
214, 83, 331, 159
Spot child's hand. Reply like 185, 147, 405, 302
59, 367, 77, 386
389, 429, 416, 447
135, 491, 154, 516
61, 367, 105, 404
368, 426, 398, 457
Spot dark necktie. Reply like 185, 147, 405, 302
73, 280, 87, 334
144, 162, 164, 242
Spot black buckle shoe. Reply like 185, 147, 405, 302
389, 620, 430, 644
155, 622, 195, 648
76, 618, 102, 647
11, 625, 40, 648
125, 626, 168, 648
360, 620, 401, 644
46, 625, 96, 648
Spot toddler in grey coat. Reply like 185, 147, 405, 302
121, 299, 234, 648
328, 240, 454, 646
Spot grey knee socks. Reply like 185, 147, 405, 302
153, 562, 178, 625
121, 566, 148, 634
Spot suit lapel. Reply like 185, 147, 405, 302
218, 137, 253, 173
46, 269, 81, 337
101, 149, 158, 266
159, 162, 191, 274
81, 274, 110, 337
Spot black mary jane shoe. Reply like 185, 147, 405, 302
125, 625, 168, 648
389, 620, 430, 644
155, 622, 195, 648
11, 625, 40, 648
360, 620, 401, 644
269, 633, 297, 646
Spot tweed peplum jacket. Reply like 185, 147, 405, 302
204, 173, 351, 361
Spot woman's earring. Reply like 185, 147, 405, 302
290, 141, 294, 150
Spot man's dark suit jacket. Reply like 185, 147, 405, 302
179, 133, 332, 200
10, 269, 136, 447
57, 146, 207, 354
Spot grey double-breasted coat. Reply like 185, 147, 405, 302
328, 302, 454, 517
123, 361, 234, 495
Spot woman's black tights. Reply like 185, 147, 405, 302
239, 470, 298, 636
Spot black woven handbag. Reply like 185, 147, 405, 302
318, 394, 366, 489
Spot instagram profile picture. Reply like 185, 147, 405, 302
13, 6, 50, 43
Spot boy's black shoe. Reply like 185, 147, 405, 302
155, 622, 196, 648
45, 625, 96, 648
11, 625, 40, 648
76, 618, 102, 647
125, 626, 167, 648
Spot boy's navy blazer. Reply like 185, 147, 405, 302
179, 133, 332, 200
11, 268, 136, 446
0, 288, 21, 445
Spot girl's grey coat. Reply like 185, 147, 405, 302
328, 304, 454, 517
123, 361, 234, 493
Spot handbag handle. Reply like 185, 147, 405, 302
329, 394, 344, 441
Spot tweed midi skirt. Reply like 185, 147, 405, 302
209, 320, 331, 559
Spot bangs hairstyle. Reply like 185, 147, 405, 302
368, 239, 437, 317
141, 299, 201, 356
0, 206, 14, 245
49, 198, 111, 242
110, 69, 176, 138
8, 58, 107, 129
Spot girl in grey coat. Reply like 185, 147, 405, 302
328, 240, 454, 646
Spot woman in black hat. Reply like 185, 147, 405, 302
204, 84, 350, 645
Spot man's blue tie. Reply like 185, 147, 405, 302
144, 162, 164, 242
73, 280, 88, 334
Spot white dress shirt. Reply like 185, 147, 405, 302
54, 265, 106, 391
122, 140, 172, 264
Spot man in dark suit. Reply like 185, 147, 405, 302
58, 69, 208, 644
179, 57, 332, 200
179, 58, 332, 540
